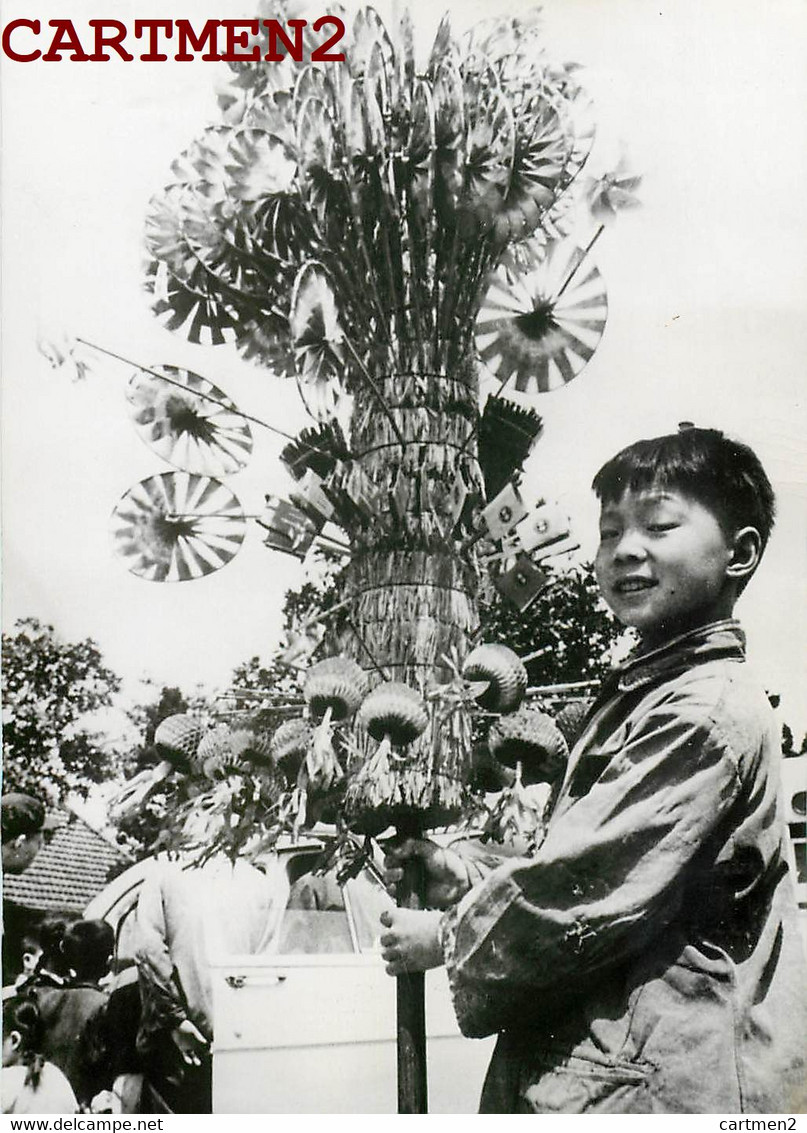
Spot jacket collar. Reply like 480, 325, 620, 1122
611, 619, 746, 693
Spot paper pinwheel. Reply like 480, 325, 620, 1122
475, 238, 608, 392
110, 472, 246, 581
126, 365, 253, 477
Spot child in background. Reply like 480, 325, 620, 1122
60, 919, 114, 987
34, 919, 114, 1108
13, 930, 44, 990
31, 917, 72, 987
2, 995, 78, 1113
381, 427, 807, 1113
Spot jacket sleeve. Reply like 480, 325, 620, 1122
133, 867, 186, 1038
441, 696, 743, 1036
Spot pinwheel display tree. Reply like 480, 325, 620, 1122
123, 0, 635, 1112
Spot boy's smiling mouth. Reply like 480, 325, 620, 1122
613, 576, 657, 594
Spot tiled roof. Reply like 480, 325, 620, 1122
3, 810, 131, 914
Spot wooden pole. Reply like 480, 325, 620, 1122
395, 820, 428, 1114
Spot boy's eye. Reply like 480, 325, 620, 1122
598, 529, 619, 541
646, 522, 677, 533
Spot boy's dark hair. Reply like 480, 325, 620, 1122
20, 929, 42, 952
37, 917, 72, 978
61, 919, 114, 982
592, 427, 776, 554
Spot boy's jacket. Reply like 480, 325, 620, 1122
442, 620, 807, 1113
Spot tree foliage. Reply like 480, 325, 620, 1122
111, 685, 196, 859
230, 657, 301, 704
477, 562, 629, 689
1, 617, 122, 804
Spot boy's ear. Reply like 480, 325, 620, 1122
726, 526, 762, 582
8, 1030, 22, 1052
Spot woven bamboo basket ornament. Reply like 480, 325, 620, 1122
154, 713, 207, 767
488, 705, 569, 786
196, 724, 276, 780
302, 655, 371, 788
346, 682, 431, 827
462, 643, 528, 713
109, 712, 208, 816
468, 742, 515, 794
554, 698, 594, 750
196, 725, 244, 779
269, 718, 314, 778
303, 656, 369, 721
356, 682, 430, 746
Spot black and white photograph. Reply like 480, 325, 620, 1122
2, 0, 806, 1118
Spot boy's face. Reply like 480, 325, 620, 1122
595, 487, 737, 647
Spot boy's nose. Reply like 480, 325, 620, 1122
612, 530, 647, 561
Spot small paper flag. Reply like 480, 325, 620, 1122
515, 504, 571, 553
481, 482, 529, 540
289, 469, 335, 524
279, 623, 326, 668
37, 331, 92, 382
495, 553, 549, 613
259, 496, 320, 559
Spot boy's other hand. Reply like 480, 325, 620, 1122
379, 908, 445, 976
383, 838, 472, 909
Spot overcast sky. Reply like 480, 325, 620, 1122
2, 0, 806, 732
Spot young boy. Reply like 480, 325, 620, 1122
2, 995, 79, 1114
34, 919, 114, 1107
381, 427, 807, 1114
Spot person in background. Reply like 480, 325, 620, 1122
133, 845, 290, 1113
1, 794, 45, 876
30, 917, 73, 987
2, 994, 78, 1114
2, 793, 47, 987
34, 919, 114, 1108
13, 929, 44, 990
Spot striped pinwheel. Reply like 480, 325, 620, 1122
126, 365, 253, 476
110, 472, 246, 581
475, 237, 608, 392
